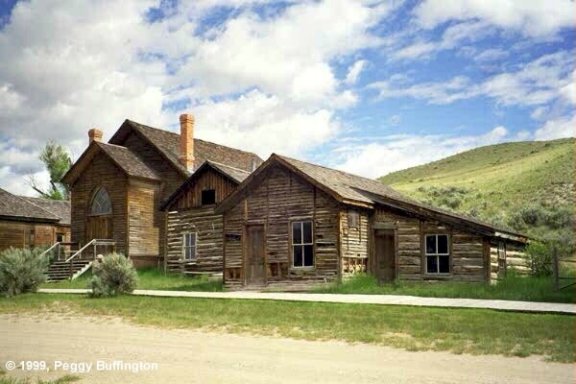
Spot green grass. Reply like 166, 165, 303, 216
41, 267, 223, 292
1, 294, 574, 363
0, 372, 79, 384
315, 274, 575, 303
379, 138, 575, 220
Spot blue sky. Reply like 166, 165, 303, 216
0, 0, 574, 195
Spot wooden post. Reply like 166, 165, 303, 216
552, 245, 559, 290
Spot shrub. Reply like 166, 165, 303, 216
89, 253, 138, 297
524, 242, 553, 277
0, 247, 48, 297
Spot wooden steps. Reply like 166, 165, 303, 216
47, 260, 92, 282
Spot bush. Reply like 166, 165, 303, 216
89, 253, 138, 297
524, 242, 553, 277
0, 247, 48, 297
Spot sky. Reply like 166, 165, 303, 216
0, 0, 574, 196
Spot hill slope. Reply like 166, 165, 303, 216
379, 138, 575, 227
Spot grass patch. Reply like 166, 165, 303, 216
315, 274, 575, 303
1, 293, 574, 362
42, 267, 223, 292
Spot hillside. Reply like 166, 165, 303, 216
379, 138, 575, 229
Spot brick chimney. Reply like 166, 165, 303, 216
88, 128, 103, 143
179, 113, 195, 171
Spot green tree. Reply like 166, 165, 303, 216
31, 141, 72, 200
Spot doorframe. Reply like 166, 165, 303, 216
371, 223, 398, 282
243, 222, 267, 286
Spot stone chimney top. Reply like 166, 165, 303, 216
88, 128, 103, 144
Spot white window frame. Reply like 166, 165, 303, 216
182, 232, 197, 261
425, 234, 450, 274
291, 220, 314, 268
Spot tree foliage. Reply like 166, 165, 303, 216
31, 141, 72, 200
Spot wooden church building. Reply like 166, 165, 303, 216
62, 114, 262, 267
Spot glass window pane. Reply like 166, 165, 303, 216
439, 255, 449, 273
427, 256, 438, 273
304, 245, 314, 267
293, 246, 303, 267
438, 235, 448, 254
292, 222, 302, 245
303, 221, 312, 243
190, 233, 196, 246
426, 235, 436, 254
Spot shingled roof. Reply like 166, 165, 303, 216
0, 188, 60, 223
111, 120, 263, 176
161, 160, 250, 211
63, 141, 160, 185
217, 154, 528, 242
21, 197, 71, 225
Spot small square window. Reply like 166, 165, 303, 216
201, 189, 216, 205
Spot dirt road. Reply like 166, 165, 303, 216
0, 314, 572, 384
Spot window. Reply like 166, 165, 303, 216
201, 189, 216, 205
91, 187, 112, 215
56, 233, 65, 243
348, 210, 359, 229
183, 232, 197, 260
425, 234, 450, 274
292, 220, 314, 267
497, 241, 506, 260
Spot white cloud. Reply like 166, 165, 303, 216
372, 51, 575, 106
534, 115, 576, 141
333, 126, 510, 178
414, 0, 575, 37
0, 0, 394, 194
345, 60, 367, 85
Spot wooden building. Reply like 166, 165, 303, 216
161, 161, 250, 274
62, 114, 262, 267
215, 154, 529, 290
0, 188, 70, 251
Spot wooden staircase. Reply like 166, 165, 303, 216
42, 239, 116, 282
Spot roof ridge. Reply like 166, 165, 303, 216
206, 160, 251, 174
274, 153, 387, 184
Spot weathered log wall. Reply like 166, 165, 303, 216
166, 207, 223, 273
223, 166, 340, 290
340, 209, 369, 277
490, 241, 528, 282
373, 207, 489, 282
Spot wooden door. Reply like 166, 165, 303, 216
87, 215, 113, 240
374, 229, 395, 282
245, 224, 266, 285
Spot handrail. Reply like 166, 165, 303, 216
40, 242, 61, 258
65, 239, 97, 263
64, 239, 116, 263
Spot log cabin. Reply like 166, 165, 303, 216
0, 188, 71, 251
215, 154, 529, 290
62, 114, 262, 267
161, 160, 250, 274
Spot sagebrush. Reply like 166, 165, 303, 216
0, 247, 48, 297
89, 253, 138, 297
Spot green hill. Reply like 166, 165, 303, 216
379, 138, 575, 234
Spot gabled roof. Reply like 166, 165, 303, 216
217, 154, 528, 242
62, 142, 160, 185
161, 160, 250, 211
110, 119, 263, 176
0, 188, 60, 223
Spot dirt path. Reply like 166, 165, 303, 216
0, 314, 572, 384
